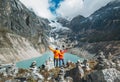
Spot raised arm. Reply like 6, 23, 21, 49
63, 49, 67, 53
48, 46, 54, 51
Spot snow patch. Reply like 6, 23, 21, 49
49, 20, 69, 33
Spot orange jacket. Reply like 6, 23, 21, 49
49, 47, 60, 59
59, 50, 67, 59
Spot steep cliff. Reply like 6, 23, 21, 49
69, 1, 120, 42
0, 0, 50, 63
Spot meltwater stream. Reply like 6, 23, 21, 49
16, 52, 84, 68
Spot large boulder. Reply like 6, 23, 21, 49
86, 68, 120, 82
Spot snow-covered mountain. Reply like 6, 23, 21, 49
55, 0, 120, 58
46, 18, 71, 49
69, 0, 120, 42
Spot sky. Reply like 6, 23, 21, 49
20, 0, 114, 19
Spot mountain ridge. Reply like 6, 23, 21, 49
56, 0, 120, 58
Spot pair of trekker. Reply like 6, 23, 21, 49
48, 46, 67, 67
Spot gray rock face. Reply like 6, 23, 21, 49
0, 32, 42, 63
65, 67, 120, 82
0, 0, 49, 37
86, 68, 120, 82
0, 0, 50, 46
0, 0, 50, 63
114, 59, 120, 71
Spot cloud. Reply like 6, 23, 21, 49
56, 0, 84, 19
80, 0, 114, 17
56, 0, 114, 19
20, 0, 55, 19
20, 0, 114, 19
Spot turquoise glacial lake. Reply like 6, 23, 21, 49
16, 52, 84, 68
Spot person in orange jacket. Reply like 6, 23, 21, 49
59, 49, 67, 67
48, 46, 60, 67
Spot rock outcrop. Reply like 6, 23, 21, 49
0, 32, 42, 63
86, 68, 120, 82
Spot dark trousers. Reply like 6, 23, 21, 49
59, 59, 64, 67
54, 58, 59, 67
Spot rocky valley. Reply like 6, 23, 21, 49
0, 0, 120, 82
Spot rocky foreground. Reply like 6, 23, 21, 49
0, 52, 120, 82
